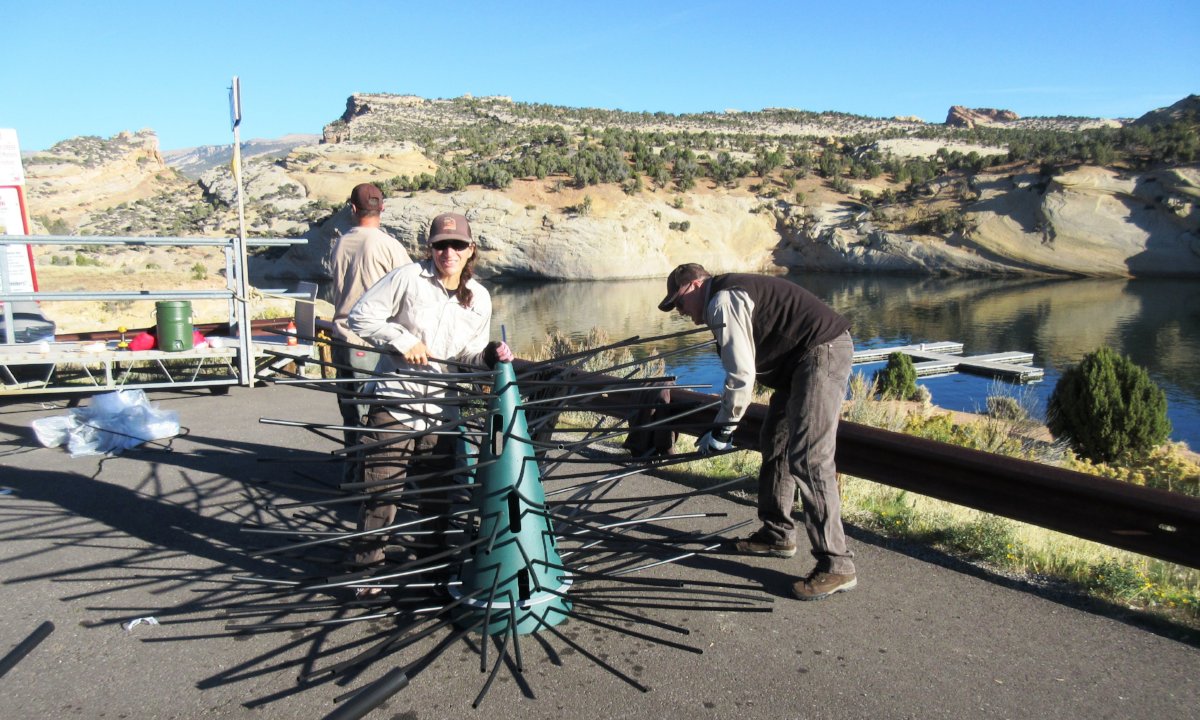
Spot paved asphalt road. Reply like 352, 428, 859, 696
0, 384, 1196, 720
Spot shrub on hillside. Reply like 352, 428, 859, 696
1047, 346, 1171, 463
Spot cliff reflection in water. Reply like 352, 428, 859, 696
490, 275, 1200, 448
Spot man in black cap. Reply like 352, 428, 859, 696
658, 263, 857, 600
329, 183, 410, 451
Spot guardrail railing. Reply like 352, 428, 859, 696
537, 363, 1200, 570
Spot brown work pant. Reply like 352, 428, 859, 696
757, 331, 856, 575
352, 408, 455, 568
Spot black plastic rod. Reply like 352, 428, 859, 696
0, 621, 55, 679
321, 667, 409, 720
550, 606, 703, 655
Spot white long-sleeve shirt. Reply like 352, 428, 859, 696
347, 260, 492, 429
705, 286, 758, 428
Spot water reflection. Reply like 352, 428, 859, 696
490, 275, 1200, 448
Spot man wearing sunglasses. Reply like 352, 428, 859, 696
657, 263, 857, 601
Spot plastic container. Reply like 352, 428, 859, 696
155, 300, 193, 352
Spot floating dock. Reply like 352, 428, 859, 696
853, 342, 1043, 382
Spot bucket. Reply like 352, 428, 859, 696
155, 300, 193, 352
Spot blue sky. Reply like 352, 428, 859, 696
4, 0, 1196, 152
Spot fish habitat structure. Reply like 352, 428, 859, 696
205, 327, 771, 716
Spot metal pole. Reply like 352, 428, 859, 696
0, 244, 13, 344
230, 76, 253, 386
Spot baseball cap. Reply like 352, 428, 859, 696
429, 213, 473, 243
657, 263, 709, 312
349, 183, 384, 213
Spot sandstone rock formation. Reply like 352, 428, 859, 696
253, 185, 782, 288
321, 94, 929, 144
163, 134, 320, 179
967, 166, 1200, 276
23, 131, 182, 230
18, 95, 1200, 287
251, 161, 1200, 290
1133, 94, 1200, 127
945, 106, 1020, 128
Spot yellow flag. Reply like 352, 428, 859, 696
231, 142, 242, 184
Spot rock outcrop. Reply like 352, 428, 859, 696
23, 131, 182, 229
253, 185, 782, 288
19, 95, 1200, 285
252, 163, 1200, 289
163, 134, 320, 179
945, 106, 1020, 128
1133, 94, 1200, 127
967, 166, 1200, 276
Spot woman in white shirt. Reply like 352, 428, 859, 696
347, 212, 512, 582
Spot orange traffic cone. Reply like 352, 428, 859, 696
285, 320, 298, 346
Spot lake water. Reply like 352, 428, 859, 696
489, 274, 1200, 450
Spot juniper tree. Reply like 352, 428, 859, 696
1047, 346, 1171, 463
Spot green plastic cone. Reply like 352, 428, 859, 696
452, 362, 571, 635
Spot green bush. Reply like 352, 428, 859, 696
873, 352, 919, 400
1047, 346, 1171, 463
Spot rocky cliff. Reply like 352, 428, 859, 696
163, 134, 320, 179
18, 95, 1200, 285
945, 106, 1021, 128
252, 161, 1200, 290
22, 130, 201, 234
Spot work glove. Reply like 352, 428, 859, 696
483, 341, 514, 368
695, 427, 735, 456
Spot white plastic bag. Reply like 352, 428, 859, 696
31, 390, 180, 457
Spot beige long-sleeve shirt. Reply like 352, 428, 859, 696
705, 286, 758, 428
330, 225, 410, 345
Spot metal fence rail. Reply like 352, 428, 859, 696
1, 234, 307, 388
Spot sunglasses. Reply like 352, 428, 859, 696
431, 239, 472, 252
670, 280, 696, 310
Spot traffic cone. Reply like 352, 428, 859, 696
452, 362, 571, 635
285, 320, 298, 346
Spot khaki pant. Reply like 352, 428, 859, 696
757, 331, 856, 575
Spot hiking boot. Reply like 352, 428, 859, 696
732, 530, 797, 558
791, 571, 857, 601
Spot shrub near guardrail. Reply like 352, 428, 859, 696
1048, 346, 1172, 464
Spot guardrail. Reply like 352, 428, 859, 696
537, 364, 1200, 570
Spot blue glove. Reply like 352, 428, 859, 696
696, 429, 734, 456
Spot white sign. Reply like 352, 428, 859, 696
0, 129, 34, 294
2, 185, 36, 291
1, 184, 34, 291
0, 186, 25, 236
0, 128, 25, 186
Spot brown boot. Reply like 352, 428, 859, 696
791, 570, 857, 601
732, 529, 797, 558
